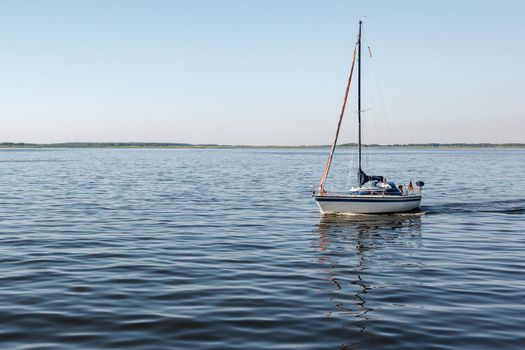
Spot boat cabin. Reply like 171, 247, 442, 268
350, 181, 403, 196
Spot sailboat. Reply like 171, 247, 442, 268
313, 21, 424, 215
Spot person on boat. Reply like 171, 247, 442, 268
398, 184, 404, 195
408, 181, 414, 192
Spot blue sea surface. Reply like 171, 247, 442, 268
0, 147, 524, 349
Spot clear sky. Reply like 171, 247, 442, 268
0, 0, 524, 145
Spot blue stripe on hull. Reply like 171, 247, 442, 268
315, 196, 421, 203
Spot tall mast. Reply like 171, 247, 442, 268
358, 20, 362, 171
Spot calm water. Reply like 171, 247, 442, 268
0, 148, 524, 349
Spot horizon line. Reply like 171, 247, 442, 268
1, 142, 524, 149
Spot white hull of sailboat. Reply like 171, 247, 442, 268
315, 195, 421, 214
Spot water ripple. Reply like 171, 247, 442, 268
0, 148, 524, 349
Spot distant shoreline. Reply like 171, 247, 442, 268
1, 142, 524, 149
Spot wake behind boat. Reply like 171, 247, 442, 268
313, 21, 424, 215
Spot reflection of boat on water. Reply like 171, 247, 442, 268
318, 213, 423, 245
315, 214, 422, 345
317, 213, 423, 274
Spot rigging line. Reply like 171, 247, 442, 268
361, 31, 375, 176
363, 44, 376, 175
318, 38, 359, 191
346, 122, 357, 190
368, 52, 394, 145
370, 58, 394, 145
369, 58, 378, 176
351, 131, 357, 189
363, 29, 394, 145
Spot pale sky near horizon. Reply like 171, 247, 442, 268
0, 0, 524, 145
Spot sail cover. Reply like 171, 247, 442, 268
358, 168, 384, 186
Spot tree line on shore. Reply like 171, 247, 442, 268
1, 142, 523, 148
